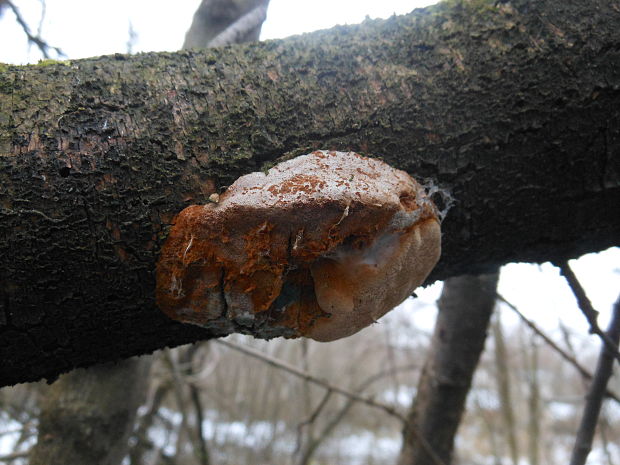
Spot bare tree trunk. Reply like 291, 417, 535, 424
29, 357, 151, 465
398, 272, 499, 465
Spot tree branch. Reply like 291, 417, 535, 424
215, 339, 448, 465
497, 293, 620, 404
216, 339, 406, 422
208, 4, 268, 48
555, 261, 620, 364
295, 363, 419, 465
569, 295, 620, 465
0, 450, 29, 463
4, 0, 63, 59
1, 0, 619, 385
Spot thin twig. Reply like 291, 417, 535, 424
5, 0, 63, 58
497, 293, 620, 404
217, 339, 406, 420
182, 344, 211, 465
128, 380, 170, 465
555, 260, 620, 364
569, 295, 620, 465
189, 383, 210, 465
172, 345, 211, 465
35, 0, 46, 37
298, 388, 332, 432
298, 392, 354, 465
294, 388, 332, 455
163, 348, 194, 461
215, 339, 448, 465
297, 364, 418, 465
0, 450, 29, 462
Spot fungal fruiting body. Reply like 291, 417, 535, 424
156, 150, 441, 342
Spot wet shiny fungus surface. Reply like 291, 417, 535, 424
155, 150, 441, 342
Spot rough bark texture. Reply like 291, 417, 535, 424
29, 356, 151, 465
0, 0, 619, 385
398, 273, 499, 465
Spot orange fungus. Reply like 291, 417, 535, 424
156, 151, 441, 342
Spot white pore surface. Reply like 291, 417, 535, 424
223, 151, 417, 210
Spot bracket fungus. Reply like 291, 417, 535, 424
156, 150, 441, 342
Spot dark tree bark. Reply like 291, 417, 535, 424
397, 273, 499, 465
28, 357, 151, 465
0, 0, 619, 386
28, 6, 270, 465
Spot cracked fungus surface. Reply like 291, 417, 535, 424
156, 150, 441, 342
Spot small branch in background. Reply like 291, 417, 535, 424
126, 21, 138, 55
0, 450, 29, 463
555, 260, 620, 364
294, 388, 332, 455
5, 0, 63, 58
164, 346, 212, 465
208, 4, 268, 48
598, 416, 616, 465
163, 349, 194, 462
497, 293, 620, 404
35, 0, 45, 37
215, 339, 448, 465
295, 363, 417, 465
524, 332, 541, 465
493, 313, 520, 465
184, 344, 211, 465
189, 383, 210, 465
569, 295, 620, 465
383, 324, 402, 401
216, 338, 406, 421
128, 380, 171, 465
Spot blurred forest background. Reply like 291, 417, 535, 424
0, 1, 619, 464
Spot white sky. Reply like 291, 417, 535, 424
0, 0, 618, 338
0, 0, 433, 64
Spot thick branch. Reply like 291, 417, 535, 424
0, 0, 619, 385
